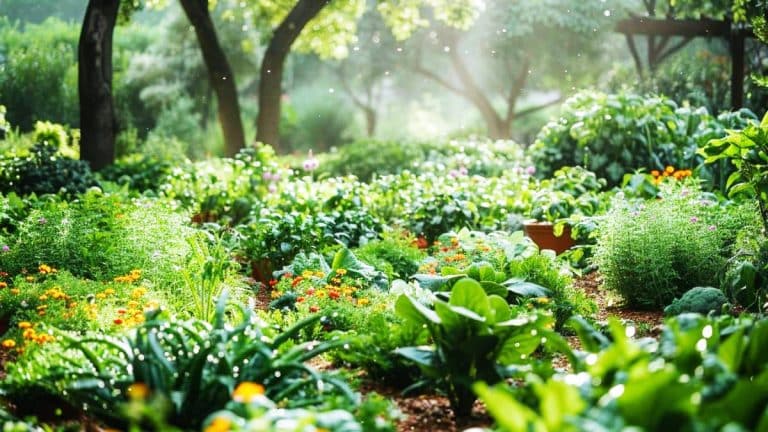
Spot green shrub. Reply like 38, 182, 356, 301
99, 154, 174, 193
317, 139, 435, 182
594, 182, 758, 309
0, 141, 97, 197
0, 191, 195, 299
528, 90, 758, 186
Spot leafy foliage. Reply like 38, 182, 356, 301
394, 278, 562, 416
1, 298, 355, 429
477, 313, 768, 431
529, 90, 758, 186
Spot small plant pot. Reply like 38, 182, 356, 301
523, 221, 575, 254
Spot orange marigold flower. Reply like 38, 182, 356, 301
232, 382, 265, 403
0, 282, 7, 289
127, 382, 150, 400
2, 339, 16, 349
114, 318, 124, 325
204, 417, 232, 432
650, 170, 660, 177
665, 165, 675, 174
18, 321, 32, 329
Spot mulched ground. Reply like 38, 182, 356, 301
575, 272, 664, 334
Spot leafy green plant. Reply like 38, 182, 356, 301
1, 296, 355, 429
0, 140, 96, 198
700, 111, 768, 230
529, 90, 757, 186
594, 182, 756, 309
528, 166, 606, 223
181, 232, 240, 322
394, 278, 561, 416
353, 231, 427, 281
476, 314, 768, 431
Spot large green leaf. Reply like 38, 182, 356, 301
474, 382, 546, 432
412, 273, 465, 291
488, 295, 512, 325
394, 346, 437, 369
395, 294, 441, 325
449, 278, 490, 319
504, 279, 552, 298
535, 379, 586, 431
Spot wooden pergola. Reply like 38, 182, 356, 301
616, 16, 756, 108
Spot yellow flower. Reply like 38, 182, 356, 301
18, 321, 32, 329
204, 417, 232, 432
358, 298, 370, 306
127, 382, 150, 400
22, 329, 36, 339
535, 297, 550, 305
2, 339, 16, 349
232, 382, 265, 403
665, 165, 675, 174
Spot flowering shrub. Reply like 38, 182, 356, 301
594, 181, 760, 308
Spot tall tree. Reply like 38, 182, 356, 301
79, 0, 120, 170
255, 0, 329, 152
179, 0, 246, 157
245, 0, 479, 151
407, 0, 615, 140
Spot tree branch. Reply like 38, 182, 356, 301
514, 96, 562, 119
505, 55, 531, 124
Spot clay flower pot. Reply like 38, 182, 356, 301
523, 221, 575, 254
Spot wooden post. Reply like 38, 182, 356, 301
730, 30, 745, 109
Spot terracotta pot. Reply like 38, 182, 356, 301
523, 221, 575, 254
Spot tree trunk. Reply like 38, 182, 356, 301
364, 106, 377, 137
78, 0, 120, 170
180, 0, 246, 157
256, 0, 328, 153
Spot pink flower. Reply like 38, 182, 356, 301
302, 150, 319, 172
690, 216, 699, 223
268, 183, 277, 193
525, 166, 536, 175
708, 225, 717, 231
1, 245, 8, 252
